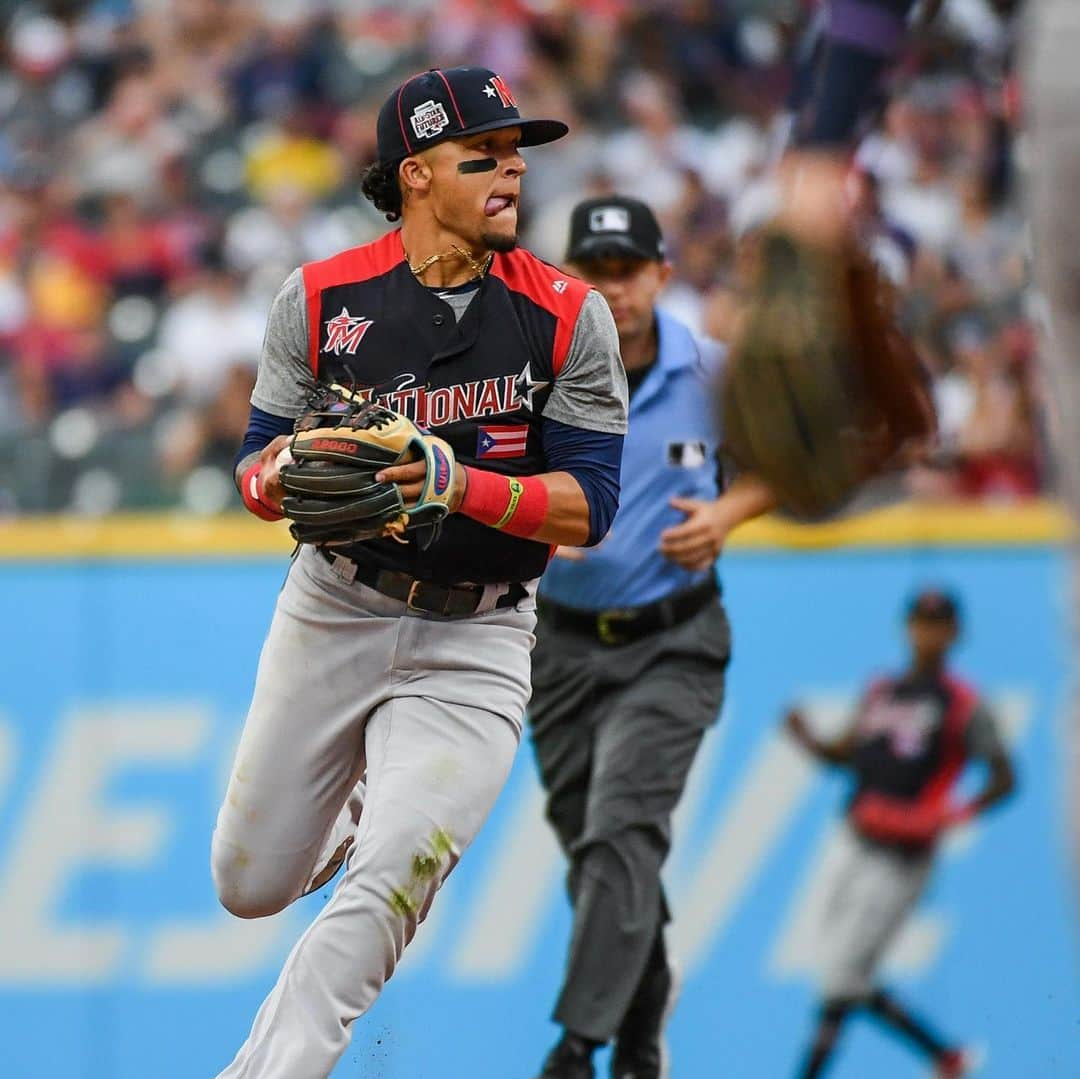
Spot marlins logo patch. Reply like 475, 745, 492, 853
323, 307, 373, 356
410, 99, 450, 140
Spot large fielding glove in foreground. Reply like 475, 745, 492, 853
722, 231, 936, 517
279, 384, 456, 548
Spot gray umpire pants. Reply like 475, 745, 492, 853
1027, 0, 1080, 882
210, 545, 535, 1079
528, 596, 731, 1041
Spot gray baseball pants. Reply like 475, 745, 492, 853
210, 545, 535, 1079
817, 825, 933, 1000
527, 598, 731, 1041
1027, 0, 1080, 881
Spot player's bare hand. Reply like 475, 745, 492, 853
257, 435, 292, 509
552, 545, 586, 561
659, 497, 730, 571
376, 459, 467, 511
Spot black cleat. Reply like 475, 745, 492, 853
535, 1035, 597, 1079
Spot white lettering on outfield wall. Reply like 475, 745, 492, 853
0, 691, 1031, 985
0, 708, 208, 981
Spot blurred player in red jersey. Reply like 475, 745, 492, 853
785, 588, 1016, 1078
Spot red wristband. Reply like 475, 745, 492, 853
240, 462, 284, 521
459, 467, 548, 539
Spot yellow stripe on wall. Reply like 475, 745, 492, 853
729, 499, 1074, 551
0, 500, 1072, 561
0, 515, 295, 560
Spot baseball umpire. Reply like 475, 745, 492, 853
529, 196, 777, 1079
785, 588, 1016, 1079
213, 67, 628, 1079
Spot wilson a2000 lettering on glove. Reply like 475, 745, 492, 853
279, 384, 456, 548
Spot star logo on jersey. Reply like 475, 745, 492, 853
323, 308, 373, 356
513, 362, 549, 412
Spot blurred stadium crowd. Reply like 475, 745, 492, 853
0, 0, 1035, 516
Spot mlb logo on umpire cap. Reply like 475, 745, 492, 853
566, 195, 666, 263
589, 206, 632, 234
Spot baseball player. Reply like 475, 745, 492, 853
529, 196, 777, 1079
215, 67, 628, 1079
785, 589, 1016, 1079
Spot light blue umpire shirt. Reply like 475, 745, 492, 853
541, 307, 724, 611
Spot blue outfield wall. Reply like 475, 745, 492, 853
0, 544, 1077, 1078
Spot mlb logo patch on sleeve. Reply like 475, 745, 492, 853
667, 441, 708, 468
477, 425, 529, 459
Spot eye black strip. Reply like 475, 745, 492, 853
458, 158, 498, 174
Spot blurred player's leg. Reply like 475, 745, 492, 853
796, 825, 959, 1076
864, 988, 952, 1061
1028, 0, 1080, 884
797, 998, 856, 1079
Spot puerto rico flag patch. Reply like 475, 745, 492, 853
477, 424, 529, 459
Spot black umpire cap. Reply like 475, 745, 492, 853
376, 67, 568, 164
906, 588, 961, 623
565, 196, 666, 264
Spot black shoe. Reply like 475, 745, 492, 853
609, 1043, 661, 1079
610, 962, 678, 1079
535, 1035, 597, 1079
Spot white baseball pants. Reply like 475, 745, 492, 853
210, 546, 534, 1078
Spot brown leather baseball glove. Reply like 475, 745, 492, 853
279, 384, 457, 548
721, 230, 936, 518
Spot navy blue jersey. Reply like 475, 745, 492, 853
298, 230, 596, 584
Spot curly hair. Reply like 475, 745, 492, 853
360, 159, 404, 222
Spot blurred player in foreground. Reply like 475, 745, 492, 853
529, 196, 776, 1079
1027, 0, 1080, 883
785, 589, 1015, 1078
720, 0, 937, 523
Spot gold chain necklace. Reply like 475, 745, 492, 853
408, 244, 493, 283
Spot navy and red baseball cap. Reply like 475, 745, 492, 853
376, 67, 568, 164
905, 588, 961, 623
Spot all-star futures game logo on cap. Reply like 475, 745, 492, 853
410, 100, 450, 141
376, 66, 568, 164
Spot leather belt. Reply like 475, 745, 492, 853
539, 577, 718, 645
319, 548, 526, 617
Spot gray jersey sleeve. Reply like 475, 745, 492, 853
251, 268, 316, 417
965, 699, 1007, 761
542, 289, 628, 434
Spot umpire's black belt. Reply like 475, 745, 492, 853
539, 577, 718, 646
319, 548, 526, 617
